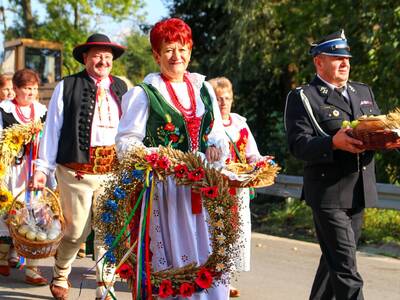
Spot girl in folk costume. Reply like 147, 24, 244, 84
0, 69, 48, 285
209, 77, 262, 298
116, 18, 230, 299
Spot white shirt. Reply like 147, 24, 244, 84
35, 76, 120, 174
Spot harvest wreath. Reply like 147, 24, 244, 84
0, 121, 43, 214
95, 146, 243, 299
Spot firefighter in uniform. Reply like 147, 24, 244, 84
285, 30, 380, 300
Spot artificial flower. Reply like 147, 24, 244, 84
200, 186, 219, 199
145, 152, 159, 166
188, 167, 205, 182
174, 164, 188, 178
0, 162, 6, 178
116, 263, 134, 279
121, 173, 132, 184
215, 207, 224, 215
217, 248, 226, 256
195, 267, 213, 289
105, 251, 116, 263
0, 188, 13, 212
104, 233, 115, 247
179, 282, 195, 297
159, 279, 174, 298
101, 212, 114, 223
216, 233, 226, 244
256, 160, 267, 168
169, 134, 179, 143
113, 187, 126, 200
156, 156, 170, 170
164, 122, 175, 132
214, 219, 224, 229
106, 199, 118, 212
215, 263, 225, 272
132, 169, 144, 180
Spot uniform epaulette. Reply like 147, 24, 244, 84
348, 80, 368, 87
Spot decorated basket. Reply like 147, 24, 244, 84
7, 187, 65, 259
222, 159, 280, 188
350, 112, 400, 150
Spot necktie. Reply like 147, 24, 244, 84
334, 86, 350, 105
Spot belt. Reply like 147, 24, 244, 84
63, 145, 116, 175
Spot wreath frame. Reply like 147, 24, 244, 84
96, 146, 241, 298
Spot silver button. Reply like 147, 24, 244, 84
323, 153, 327, 157
321, 173, 325, 177
362, 166, 366, 170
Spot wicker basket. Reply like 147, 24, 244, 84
352, 129, 400, 150
8, 187, 65, 259
224, 162, 280, 188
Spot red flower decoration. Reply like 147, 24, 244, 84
156, 156, 170, 169
179, 282, 195, 297
145, 152, 159, 166
169, 134, 179, 143
115, 263, 134, 279
195, 267, 213, 289
164, 122, 175, 132
174, 164, 188, 178
200, 186, 219, 199
188, 167, 205, 182
229, 188, 237, 196
256, 160, 266, 168
159, 279, 174, 298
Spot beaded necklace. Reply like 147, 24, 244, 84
12, 99, 34, 123
161, 73, 201, 151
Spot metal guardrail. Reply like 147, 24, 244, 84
258, 174, 400, 210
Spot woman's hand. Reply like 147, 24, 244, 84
31, 170, 47, 190
205, 146, 222, 163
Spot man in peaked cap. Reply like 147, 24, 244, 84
32, 33, 128, 300
284, 30, 380, 299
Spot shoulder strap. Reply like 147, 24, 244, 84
297, 87, 329, 137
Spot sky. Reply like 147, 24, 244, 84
0, 0, 169, 46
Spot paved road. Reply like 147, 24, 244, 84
0, 233, 399, 300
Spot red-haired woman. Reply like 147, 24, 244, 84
0, 69, 48, 285
116, 18, 230, 299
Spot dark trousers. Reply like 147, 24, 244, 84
309, 207, 364, 300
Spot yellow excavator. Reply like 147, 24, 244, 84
1, 38, 63, 105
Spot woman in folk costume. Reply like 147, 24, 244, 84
0, 69, 48, 285
116, 18, 230, 299
209, 77, 262, 298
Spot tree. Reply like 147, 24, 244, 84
166, 0, 400, 183
3, 0, 145, 74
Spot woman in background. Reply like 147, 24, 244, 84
0, 74, 15, 101
209, 76, 262, 298
0, 69, 48, 285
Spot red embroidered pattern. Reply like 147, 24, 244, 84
161, 74, 202, 151
230, 127, 249, 163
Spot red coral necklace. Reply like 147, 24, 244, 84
161, 73, 202, 151
12, 99, 35, 123
223, 115, 232, 127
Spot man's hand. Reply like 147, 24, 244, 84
31, 170, 47, 190
332, 128, 365, 153
205, 146, 222, 163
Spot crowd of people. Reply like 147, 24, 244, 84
0, 17, 379, 300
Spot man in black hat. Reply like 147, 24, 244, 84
284, 30, 380, 299
32, 33, 128, 300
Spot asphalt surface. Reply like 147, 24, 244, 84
0, 233, 399, 300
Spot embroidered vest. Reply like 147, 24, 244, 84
56, 70, 127, 164
138, 83, 214, 152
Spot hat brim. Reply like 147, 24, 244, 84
319, 49, 352, 58
73, 42, 126, 64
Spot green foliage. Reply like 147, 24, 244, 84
121, 31, 159, 84
167, 0, 400, 182
362, 208, 400, 244
3, 0, 145, 75
252, 197, 400, 247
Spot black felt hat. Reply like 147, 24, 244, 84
73, 33, 126, 64
309, 29, 352, 58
